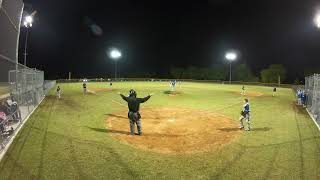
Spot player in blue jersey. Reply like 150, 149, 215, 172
170, 80, 177, 91
239, 98, 251, 131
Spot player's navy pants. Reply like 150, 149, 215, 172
128, 112, 142, 135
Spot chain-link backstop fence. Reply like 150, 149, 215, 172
0, 0, 55, 152
305, 74, 320, 126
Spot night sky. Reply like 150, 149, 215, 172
20, 0, 320, 82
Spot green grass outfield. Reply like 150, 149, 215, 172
0, 82, 319, 179
0, 85, 9, 97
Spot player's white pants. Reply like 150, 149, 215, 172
297, 98, 302, 105
240, 114, 250, 130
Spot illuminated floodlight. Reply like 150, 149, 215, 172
24, 15, 33, 28
314, 13, 320, 29
225, 52, 237, 61
109, 49, 122, 60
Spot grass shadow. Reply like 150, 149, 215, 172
87, 127, 130, 135
218, 128, 241, 132
86, 127, 187, 137
105, 114, 127, 119
163, 90, 182, 95
105, 113, 161, 120
253, 127, 272, 132
218, 127, 271, 132
292, 102, 308, 115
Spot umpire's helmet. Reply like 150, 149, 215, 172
129, 89, 137, 97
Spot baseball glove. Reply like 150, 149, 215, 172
240, 111, 246, 116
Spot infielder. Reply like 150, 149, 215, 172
239, 98, 251, 131
56, 86, 61, 99
83, 80, 87, 95
170, 80, 177, 91
272, 87, 277, 97
241, 85, 246, 95
119, 90, 153, 135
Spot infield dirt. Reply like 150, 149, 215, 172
106, 108, 241, 154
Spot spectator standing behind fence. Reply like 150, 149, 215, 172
302, 90, 307, 108
6, 95, 20, 121
297, 90, 302, 105
0, 111, 7, 133
304, 92, 308, 108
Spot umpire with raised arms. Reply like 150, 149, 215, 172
118, 90, 153, 136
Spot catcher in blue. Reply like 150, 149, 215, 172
239, 98, 251, 131
118, 90, 153, 136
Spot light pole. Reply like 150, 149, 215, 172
23, 15, 33, 66
225, 51, 237, 84
108, 48, 122, 80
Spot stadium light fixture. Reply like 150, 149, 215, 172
23, 15, 35, 66
225, 52, 237, 61
109, 49, 122, 60
314, 13, 320, 29
108, 48, 122, 80
24, 15, 33, 28
225, 51, 238, 84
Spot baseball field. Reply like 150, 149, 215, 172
0, 81, 319, 179
0, 85, 9, 96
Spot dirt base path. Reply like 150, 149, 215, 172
231, 91, 264, 97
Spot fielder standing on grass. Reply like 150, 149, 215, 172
118, 90, 153, 136
83, 80, 87, 95
56, 86, 61, 99
273, 87, 277, 97
241, 85, 246, 95
239, 98, 251, 131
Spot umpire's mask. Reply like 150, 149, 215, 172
129, 89, 137, 97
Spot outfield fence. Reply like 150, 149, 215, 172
57, 78, 293, 88
305, 74, 320, 127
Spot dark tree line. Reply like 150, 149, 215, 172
170, 64, 287, 83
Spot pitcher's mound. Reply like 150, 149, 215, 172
93, 88, 115, 92
106, 108, 241, 154
163, 90, 182, 96
232, 91, 263, 97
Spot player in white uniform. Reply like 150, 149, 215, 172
56, 86, 61, 99
83, 79, 87, 95
241, 86, 246, 95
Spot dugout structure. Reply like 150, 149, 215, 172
305, 74, 320, 125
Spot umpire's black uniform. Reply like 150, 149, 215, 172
120, 90, 151, 135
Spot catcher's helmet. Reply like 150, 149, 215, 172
129, 89, 137, 97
